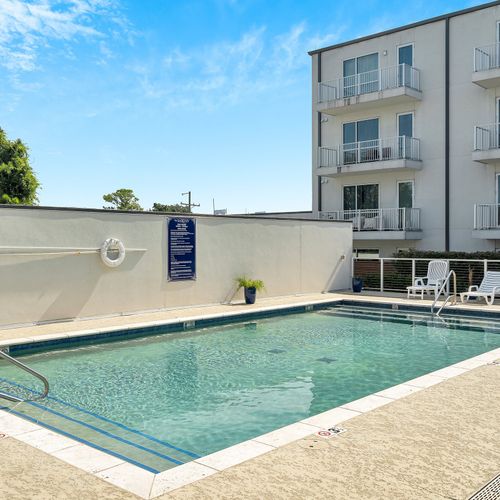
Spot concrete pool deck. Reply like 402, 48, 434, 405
1, 361, 499, 499
1, 292, 500, 498
1, 290, 500, 347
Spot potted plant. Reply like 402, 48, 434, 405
235, 277, 265, 304
352, 277, 363, 293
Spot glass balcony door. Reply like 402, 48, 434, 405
398, 113, 413, 159
343, 53, 379, 97
398, 180, 414, 229
398, 44, 413, 86
343, 118, 379, 164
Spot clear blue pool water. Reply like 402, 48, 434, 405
1, 305, 499, 472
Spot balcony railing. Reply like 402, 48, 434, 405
474, 43, 500, 72
318, 136, 420, 168
318, 64, 421, 103
474, 204, 500, 229
320, 208, 421, 232
474, 123, 500, 151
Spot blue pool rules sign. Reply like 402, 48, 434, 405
167, 217, 196, 281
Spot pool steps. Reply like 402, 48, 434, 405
0, 378, 198, 472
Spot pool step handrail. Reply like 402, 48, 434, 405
431, 270, 457, 316
0, 350, 49, 402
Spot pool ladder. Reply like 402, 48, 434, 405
0, 350, 49, 403
431, 270, 457, 317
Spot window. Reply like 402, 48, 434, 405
354, 248, 380, 259
398, 44, 413, 86
398, 181, 414, 209
343, 53, 379, 96
343, 118, 379, 164
398, 44, 413, 66
343, 184, 379, 211
398, 113, 413, 137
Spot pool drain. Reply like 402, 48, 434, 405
316, 357, 337, 364
469, 473, 500, 500
268, 349, 286, 354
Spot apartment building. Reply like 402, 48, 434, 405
310, 1, 500, 257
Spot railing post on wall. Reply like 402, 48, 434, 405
411, 259, 416, 286
473, 204, 477, 230
380, 258, 384, 293
484, 259, 488, 277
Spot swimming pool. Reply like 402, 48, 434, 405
1, 304, 499, 473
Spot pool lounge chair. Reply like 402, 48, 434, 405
460, 271, 500, 306
407, 260, 449, 299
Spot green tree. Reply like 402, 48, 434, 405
150, 202, 190, 213
0, 128, 40, 205
103, 188, 143, 211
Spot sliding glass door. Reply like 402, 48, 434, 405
343, 118, 379, 164
343, 53, 379, 97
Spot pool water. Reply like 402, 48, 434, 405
1, 305, 499, 472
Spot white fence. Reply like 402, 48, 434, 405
474, 42, 500, 72
320, 208, 420, 232
352, 257, 500, 293
474, 123, 500, 151
318, 64, 421, 102
318, 136, 420, 168
474, 204, 500, 229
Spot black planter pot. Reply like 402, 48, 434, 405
352, 277, 363, 293
244, 286, 257, 304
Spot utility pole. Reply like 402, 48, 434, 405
181, 191, 200, 213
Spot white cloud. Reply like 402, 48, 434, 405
132, 22, 344, 110
0, 0, 126, 71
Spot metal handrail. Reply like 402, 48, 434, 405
431, 270, 457, 316
0, 350, 49, 402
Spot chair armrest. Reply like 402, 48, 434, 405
414, 277, 427, 286
492, 286, 500, 296
468, 285, 479, 292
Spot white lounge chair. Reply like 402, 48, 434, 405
407, 260, 449, 299
460, 271, 500, 306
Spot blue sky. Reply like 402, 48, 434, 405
0, 0, 485, 213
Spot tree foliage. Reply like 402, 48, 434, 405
103, 188, 143, 211
150, 202, 190, 213
0, 128, 40, 205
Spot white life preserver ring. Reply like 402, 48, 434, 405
100, 238, 126, 268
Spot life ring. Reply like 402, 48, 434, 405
100, 238, 126, 268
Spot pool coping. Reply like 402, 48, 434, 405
1, 297, 500, 498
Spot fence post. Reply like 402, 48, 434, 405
412, 259, 416, 286
484, 259, 488, 277
380, 258, 384, 293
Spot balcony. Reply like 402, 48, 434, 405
473, 123, 500, 163
316, 136, 422, 177
473, 43, 500, 88
317, 64, 422, 115
320, 208, 422, 240
473, 204, 500, 239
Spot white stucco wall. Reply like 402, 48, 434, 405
0, 207, 352, 327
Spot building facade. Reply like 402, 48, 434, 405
310, 1, 500, 257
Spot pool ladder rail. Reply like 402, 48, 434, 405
0, 350, 49, 403
431, 270, 457, 317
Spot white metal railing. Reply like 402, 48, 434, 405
318, 136, 420, 168
352, 257, 500, 295
473, 42, 500, 72
318, 64, 421, 102
431, 271, 457, 316
320, 208, 420, 231
474, 204, 500, 229
473, 123, 500, 151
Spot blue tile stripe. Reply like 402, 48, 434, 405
8, 301, 341, 356
0, 405, 161, 473
0, 377, 199, 459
